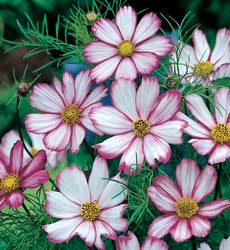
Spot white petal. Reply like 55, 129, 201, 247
214, 63, 230, 79
220, 236, 230, 250
170, 219, 192, 242
70, 124, 85, 154
189, 139, 215, 155
189, 216, 211, 237
115, 58, 137, 80
116, 231, 140, 250
208, 144, 230, 164
62, 72, 75, 105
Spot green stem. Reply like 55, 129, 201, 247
214, 163, 222, 200
83, 139, 95, 160
49, 177, 58, 191
21, 203, 32, 219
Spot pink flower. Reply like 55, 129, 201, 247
90, 77, 186, 174
116, 231, 168, 250
170, 28, 230, 85
0, 140, 49, 209
198, 237, 230, 250
0, 130, 66, 168
84, 6, 173, 83
43, 156, 128, 250
25, 70, 107, 153
176, 87, 230, 164
147, 158, 230, 242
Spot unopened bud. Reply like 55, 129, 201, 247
86, 12, 98, 23
165, 75, 180, 88
17, 82, 30, 95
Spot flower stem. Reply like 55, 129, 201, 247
21, 203, 32, 219
83, 138, 95, 160
214, 163, 222, 200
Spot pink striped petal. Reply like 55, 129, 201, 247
149, 90, 181, 125
25, 113, 62, 134
0, 195, 7, 209
45, 190, 80, 218
193, 165, 217, 202
136, 35, 173, 57
90, 56, 121, 83
116, 231, 140, 250
148, 214, 179, 238
0, 159, 7, 178
43, 217, 83, 243
93, 132, 134, 159
214, 87, 230, 124
44, 123, 71, 152
90, 106, 132, 135
115, 58, 138, 80
198, 199, 230, 218
116, 6, 137, 40
170, 219, 192, 242
30, 83, 64, 112
141, 237, 168, 250
6, 190, 24, 208
20, 170, 49, 188
92, 18, 122, 45
132, 13, 161, 44
69, 124, 85, 154
100, 204, 128, 231
143, 134, 171, 166
189, 139, 215, 155
111, 78, 138, 119
132, 52, 160, 75
89, 156, 109, 201
136, 76, 160, 118
56, 165, 90, 205
192, 29, 210, 61
176, 158, 200, 197
9, 140, 23, 174
208, 144, 230, 164
53, 76, 63, 98
189, 215, 211, 237
186, 94, 215, 129
62, 72, 75, 105
84, 42, 118, 64
214, 63, 230, 79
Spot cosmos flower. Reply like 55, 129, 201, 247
43, 156, 128, 250
25, 70, 107, 153
84, 5, 173, 83
170, 28, 230, 85
116, 231, 168, 250
90, 76, 186, 174
176, 87, 230, 164
147, 158, 230, 242
0, 130, 66, 168
198, 237, 230, 250
0, 140, 49, 209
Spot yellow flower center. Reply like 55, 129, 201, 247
210, 123, 230, 144
30, 148, 39, 156
86, 12, 98, 22
194, 61, 214, 77
176, 197, 199, 219
80, 201, 101, 221
61, 104, 81, 125
0, 174, 20, 194
118, 40, 135, 57
133, 119, 151, 137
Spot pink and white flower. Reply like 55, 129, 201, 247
176, 87, 230, 164
170, 28, 230, 85
116, 231, 168, 250
0, 130, 66, 168
84, 5, 173, 83
0, 140, 49, 209
25, 70, 107, 153
148, 158, 230, 242
198, 237, 230, 250
90, 77, 186, 174
43, 156, 128, 250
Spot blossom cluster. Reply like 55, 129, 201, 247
0, 4, 230, 250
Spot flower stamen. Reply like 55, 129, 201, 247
176, 197, 199, 219
80, 200, 101, 221
61, 104, 81, 125
194, 61, 214, 77
0, 174, 20, 194
133, 119, 151, 137
210, 123, 230, 144
118, 40, 135, 57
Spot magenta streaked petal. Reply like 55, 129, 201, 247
132, 12, 161, 44
0, 159, 8, 178
115, 58, 138, 80
141, 236, 168, 250
214, 64, 230, 79
170, 219, 192, 242
136, 35, 173, 57
69, 124, 85, 154
45, 190, 80, 218
62, 72, 75, 105
9, 140, 23, 174
208, 144, 230, 164
30, 83, 64, 112
0, 195, 7, 209
56, 165, 90, 205
90, 56, 121, 83
43, 217, 83, 243
25, 113, 62, 134
44, 123, 71, 152
189, 139, 215, 155
92, 18, 122, 45
148, 214, 179, 238
193, 165, 217, 202
198, 199, 230, 218
176, 158, 200, 197
20, 170, 49, 188
89, 156, 109, 201
136, 76, 160, 118
53, 76, 63, 98
149, 90, 181, 125
116, 231, 140, 250
93, 132, 134, 159
186, 94, 215, 129
132, 52, 160, 75
189, 215, 211, 237
6, 190, 24, 208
